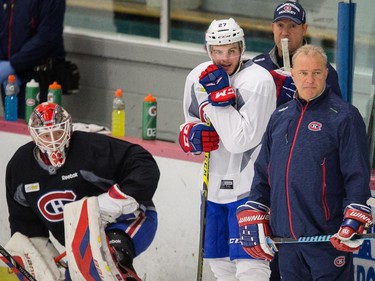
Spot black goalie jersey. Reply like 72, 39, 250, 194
6, 131, 160, 245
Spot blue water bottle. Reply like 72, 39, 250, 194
5, 74, 19, 121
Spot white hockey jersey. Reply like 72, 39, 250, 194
182, 60, 276, 204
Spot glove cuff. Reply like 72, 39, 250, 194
344, 203, 373, 227
208, 86, 235, 107
179, 122, 197, 153
245, 201, 270, 213
237, 209, 270, 227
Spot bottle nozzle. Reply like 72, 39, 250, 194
49, 81, 62, 90
8, 75, 16, 83
115, 89, 123, 97
144, 93, 156, 102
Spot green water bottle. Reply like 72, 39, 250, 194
25, 79, 40, 123
47, 81, 62, 105
142, 93, 157, 140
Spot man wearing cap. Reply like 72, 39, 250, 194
253, 1, 341, 106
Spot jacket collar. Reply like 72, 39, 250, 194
295, 86, 330, 107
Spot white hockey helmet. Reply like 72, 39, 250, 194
28, 102, 72, 167
205, 18, 246, 52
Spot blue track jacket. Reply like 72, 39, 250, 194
253, 46, 342, 99
249, 86, 371, 239
0, 0, 65, 73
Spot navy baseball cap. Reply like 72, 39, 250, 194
273, 1, 306, 25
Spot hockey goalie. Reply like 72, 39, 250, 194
3, 102, 160, 280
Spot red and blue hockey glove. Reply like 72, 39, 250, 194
236, 201, 277, 261
179, 122, 219, 153
330, 203, 373, 252
199, 64, 236, 107
270, 69, 296, 106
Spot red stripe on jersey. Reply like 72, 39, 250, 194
126, 212, 146, 238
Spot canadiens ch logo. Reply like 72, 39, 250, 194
283, 5, 292, 12
38, 191, 76, 222
334, 256, 346, 267
308, 121, 322, 131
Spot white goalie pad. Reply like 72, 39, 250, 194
64, 196, 127, 281
0, 232, 64, 281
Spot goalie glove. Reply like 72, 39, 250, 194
97, 184, 139, 226
199, 64, 236, 107
0, 233, 64, 281
330, 203, 373, 252
106, 230, 138, 276
270, 68, 296, 106
179, 122, 219, 153
236, 201, 277, 261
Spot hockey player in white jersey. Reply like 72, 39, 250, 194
179, 18, 276, 280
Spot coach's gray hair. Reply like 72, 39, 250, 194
292, 44, 328, 65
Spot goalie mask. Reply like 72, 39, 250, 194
205, 18, 246, 74
29, 102, 72, 168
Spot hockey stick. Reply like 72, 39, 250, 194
268, 233, 375, 244
281, 38, 291, 72
196, 121, 211, 281
269, 198, 375, 244
0, 244, 37, 281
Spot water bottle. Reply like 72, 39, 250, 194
111, 89, 125, 137
4, 75, 19, 121
25, 79, 40, 123
142, 93, 157, 140
47, 81, 62, 105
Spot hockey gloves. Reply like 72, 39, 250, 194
179, 122, 219, 153
199, 64, 236, 107
106, 230, 136, 271
236, 201, 277, 261
97, 184, 140, 226
330, 203, 373, 252
270, 68, 296, 107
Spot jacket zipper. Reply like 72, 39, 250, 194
321, 158, 330, 220
285, 102, 308, 239
7, 0, 15, 58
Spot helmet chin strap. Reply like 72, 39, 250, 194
231, 59, 243, 77
231, 43, 246, 76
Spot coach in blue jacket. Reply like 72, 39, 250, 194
237, 45, 372, 281
253, 1, 341, 107
0, 0, 66, 118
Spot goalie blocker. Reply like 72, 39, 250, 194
64, 196, 157, 281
